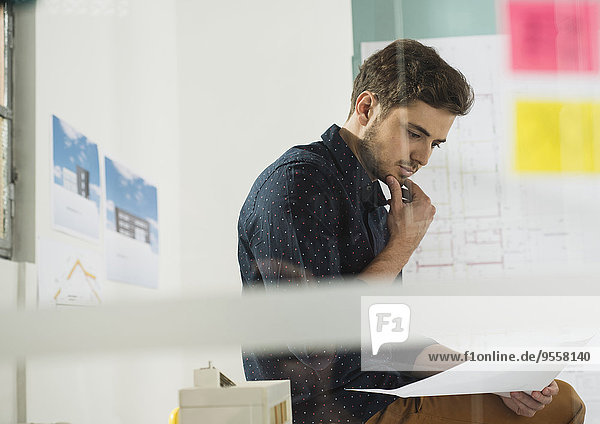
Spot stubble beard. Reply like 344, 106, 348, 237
357, 122, 410, 184
357, 121, 418, 184
356, 122, 386, 182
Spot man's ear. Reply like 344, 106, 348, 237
354, 91, 378, 127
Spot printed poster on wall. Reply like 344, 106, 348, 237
51, 115, 101, 241
104, 157, 159, 288
37, 237, 103, 308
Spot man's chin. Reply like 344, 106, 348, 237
393, 172, 409, 183
378, 173, 407, 185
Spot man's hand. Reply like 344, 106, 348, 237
500, 380, 559, 417
385, 176, 435, 258
358, 176, 436, 282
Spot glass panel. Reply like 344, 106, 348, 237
0, 117, 8, 240
0, 4, 5, 108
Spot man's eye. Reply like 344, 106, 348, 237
408, 130, 421, 139
432, 142, 442, 149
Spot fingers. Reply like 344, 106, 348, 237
404, 179, 425, 200
544, 380, 560, 396
502, 383, 558, 418
385, 177, 436, 222
388, 178, 429, 204
401, 186, 412, 203
529, 380, 559, 406
502, 395, 542, 418
385, 175, 404, 205
387, 188, 419, 205
510, 391, 546, 413
531, 390, 553, 405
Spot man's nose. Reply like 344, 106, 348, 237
410, 142, 431, 167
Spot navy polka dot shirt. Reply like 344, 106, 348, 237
238, 125, 426, 423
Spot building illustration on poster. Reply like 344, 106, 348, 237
104, 157, 159, 288
115, 207, 151, 244
52, 115, 101, 240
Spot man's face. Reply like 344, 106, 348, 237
356, 100, 456, 183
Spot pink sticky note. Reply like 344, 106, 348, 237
509, 1, 599, 72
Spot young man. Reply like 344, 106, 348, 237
238, 39, 585, 423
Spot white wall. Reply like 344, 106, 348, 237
0, 258, 18, 424
175, 0, 354, 386
25, 0, 187, 422
15, 0, 355, 423
34, 0, 182, 302
176, 0, 354, 296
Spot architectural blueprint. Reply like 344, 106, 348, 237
364, 35, 600, 283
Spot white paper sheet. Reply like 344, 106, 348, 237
351, 335, 596, 398
104, 157, 159, 288
348, 360, 561, 398
37, 237, 103, 308
51, 115, 102, 241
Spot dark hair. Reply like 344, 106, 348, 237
348, 39, 474, 119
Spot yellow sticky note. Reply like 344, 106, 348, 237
590, 104, 600, 171
515, 100, 600, 172
515, 101, 562, 172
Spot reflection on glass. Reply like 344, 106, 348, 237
0, 117, 7, 239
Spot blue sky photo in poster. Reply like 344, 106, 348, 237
52, 115, 101, 240
105, 156, 159, 288
53, 115, 101, 209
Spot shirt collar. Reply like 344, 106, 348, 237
321, 124, 387, 211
